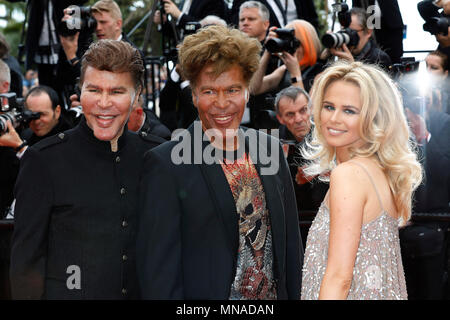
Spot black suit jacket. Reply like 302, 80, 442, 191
413, 110, 450, 213
178, 0, 227, 28
10, 118, 164, 299
229, 0, 319, 30
137, 122, 303, 299
7, 0, 88, 70
140, 108, 172, 140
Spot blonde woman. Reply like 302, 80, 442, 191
300, 61, 422, 300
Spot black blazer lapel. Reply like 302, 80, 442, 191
248, 132, 286, 279
185, 123, 239, 258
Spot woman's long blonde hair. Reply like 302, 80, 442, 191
302, 61, 422, 225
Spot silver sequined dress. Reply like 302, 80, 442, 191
301, 165, 408, 300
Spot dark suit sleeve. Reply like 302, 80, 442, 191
279, 142, 303, 299
136, 148, 184, 299
228, 0, 246, 26
10, 147, 53, 299
297, 0, 319, 31
178, 0, 227, 28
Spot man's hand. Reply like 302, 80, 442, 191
60, 7, 80, 61
329, 43, 354, 62
435, 0, 450, 14
153, 9, 167, 24
59, 33, 80, 61
70, 94, 81, 109
163, 0, 182, 19
279, 51, 300, 76
405, 108, 429, 144
0, 121, 24, 150
436, 27, 450, 47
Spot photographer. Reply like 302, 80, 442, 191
0, 60, 18, 218
425, 50, 449, 114
352, 0, 405, 64
154, 0, 227, 36
57, 0, 145, 109
323, 7, 392, 70
6, 1, 87, 90
0, 85, 71, 156
399, 93, 450, 299
250, 19, 322, 97
418, 0, 450, 62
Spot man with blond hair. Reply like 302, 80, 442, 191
137, 25, 303, 300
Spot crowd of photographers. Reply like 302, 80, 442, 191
0, 0, 449, 299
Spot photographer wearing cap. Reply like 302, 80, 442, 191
324, 7, 392, 70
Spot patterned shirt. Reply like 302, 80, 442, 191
221, 153, 277, 300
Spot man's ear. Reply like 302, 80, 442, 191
55, 105, 61, 119
276, 113, 284, 125
116, 19, 123, 32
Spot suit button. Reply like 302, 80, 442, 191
115, 156, 120, 163
122, 254, 128, 261
122, 288, 127, 295
120, 188, 126, 195
122, 220, 128, 227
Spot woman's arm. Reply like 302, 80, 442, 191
318, 162, 367, 299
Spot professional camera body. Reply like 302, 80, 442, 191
0, 93, 40, 135
184, 21, 202, 36
321, 28, 360, 49
265, 28, 301, 54
418, 0, 449, 36
388, 57, 420, 80
57, 5, 97, 37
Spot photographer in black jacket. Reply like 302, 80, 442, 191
323, 7, 392, 70
418, 0, 450, 61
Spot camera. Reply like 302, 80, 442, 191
184, 21, 202, 36
0, 93, 41, 135
332, 1, 351, 29
321, 28, 360, 49
57, 6, 97, 37
265, 28, 301, 54
388, 57, 420, 79
418, 0, 450, 36
423, 16, 449, 35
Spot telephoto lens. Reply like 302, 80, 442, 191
321, 28, 359, 49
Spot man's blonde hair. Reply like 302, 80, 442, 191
92, 0, 122, 21
178, 25, 261, 89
